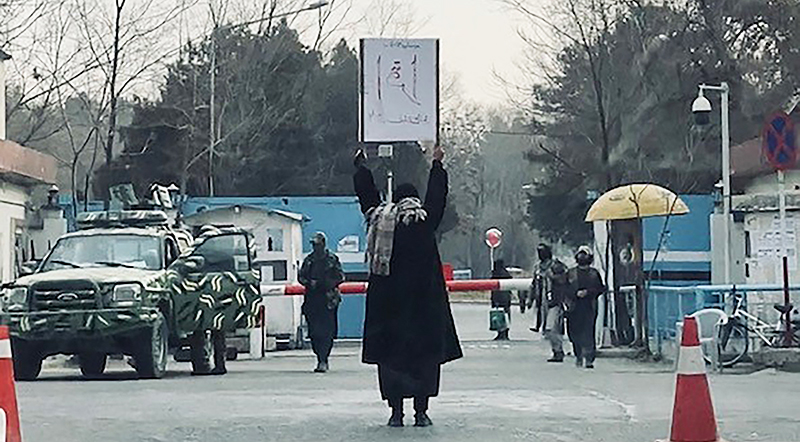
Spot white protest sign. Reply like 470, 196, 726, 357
360, 38, 439, 143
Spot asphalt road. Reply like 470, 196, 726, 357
14, 304, 800, 442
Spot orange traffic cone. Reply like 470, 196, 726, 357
0, 326, 22, 442
658, 316, 726, 442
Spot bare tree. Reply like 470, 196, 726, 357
502, 0, 627, 191
357, 0, 430, 38
68, 0, 196, 204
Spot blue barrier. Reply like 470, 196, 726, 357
647, 284, 800, 357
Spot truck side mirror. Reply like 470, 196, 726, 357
174, 256, 205, 273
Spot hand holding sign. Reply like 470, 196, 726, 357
433, 145, 444, 162
353, 149, 367, 169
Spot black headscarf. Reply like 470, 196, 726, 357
537, 243, 552, 261
393, 183, 419, 203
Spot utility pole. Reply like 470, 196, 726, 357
209, 29, 217, 196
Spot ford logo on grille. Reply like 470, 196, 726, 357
57, 293, 79, 302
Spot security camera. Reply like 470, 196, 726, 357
692, 92, 712, 125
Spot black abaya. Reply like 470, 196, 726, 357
354, 160, 462, 401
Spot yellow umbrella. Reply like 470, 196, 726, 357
585, 183, 689, 222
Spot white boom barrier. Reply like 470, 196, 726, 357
262, 278, 534, 296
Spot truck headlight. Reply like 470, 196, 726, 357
111, 283, 143, 307
3, 287, 28, 312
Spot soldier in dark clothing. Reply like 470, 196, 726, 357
353, 146, 462, 428
566, 245, 606, 369
299, 232, 344, 373
529, 243, 556, 333
491, 259, 512, 340
543, 260, 570, 362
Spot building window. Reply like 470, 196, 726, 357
260, 260, 288, 282
266, 229, 284, 252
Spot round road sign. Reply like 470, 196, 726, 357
485, 228, 502, 249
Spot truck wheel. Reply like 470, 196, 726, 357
79, 353, 107, 378
11, 340, 42, 381
134, 313, 168, 379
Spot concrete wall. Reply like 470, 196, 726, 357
710, 213, 747, 285
0, 181, 27, 283
743, 210, 800, 285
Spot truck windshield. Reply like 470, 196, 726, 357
40, 234, 162, 272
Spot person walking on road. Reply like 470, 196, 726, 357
543, 260, 570, 362
353, 146, 462, 428
529, 243, 556, 333
299, 232, 344, 373
566, 245, 605, 369
491, 259, 513, 341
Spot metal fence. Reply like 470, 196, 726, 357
647, 284, 800, 358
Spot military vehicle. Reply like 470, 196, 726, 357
0, 210, 260, 380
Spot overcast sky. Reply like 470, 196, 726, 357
199, 0, 544, 106
394, 0, 533, 106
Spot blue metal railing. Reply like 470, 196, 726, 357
647, 284, 800, 357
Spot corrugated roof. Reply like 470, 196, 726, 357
731, 137, 797, 180
182, 204, 306, 222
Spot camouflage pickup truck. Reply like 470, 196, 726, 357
0, 210, 260, 380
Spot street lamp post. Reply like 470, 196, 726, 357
207, 1, 329, 196
693, 82, 731, 284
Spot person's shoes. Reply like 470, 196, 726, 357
210, 367, 227, 376
493, 334, 503, 341
585, 363, 595, 369
575, 358, 584, 368
414, 412, 433, 427
387, 411, 404, 427
547, 355, 564, 363
314, 361, 329, 373
529, 327, 539, 332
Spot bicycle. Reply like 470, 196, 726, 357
717, 292, 800, 368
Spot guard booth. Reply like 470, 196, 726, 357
587, 184, 690, 350
182, 205, 307, 351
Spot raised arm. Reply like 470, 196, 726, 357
424, 147, 448, 230
353, 150, 381, 214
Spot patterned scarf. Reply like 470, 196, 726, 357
366, 197, 428, 276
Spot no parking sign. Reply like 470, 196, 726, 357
762, 111, 797, 170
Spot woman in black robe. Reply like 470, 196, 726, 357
490, 259, 513, 340
353, 146, 462, 428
